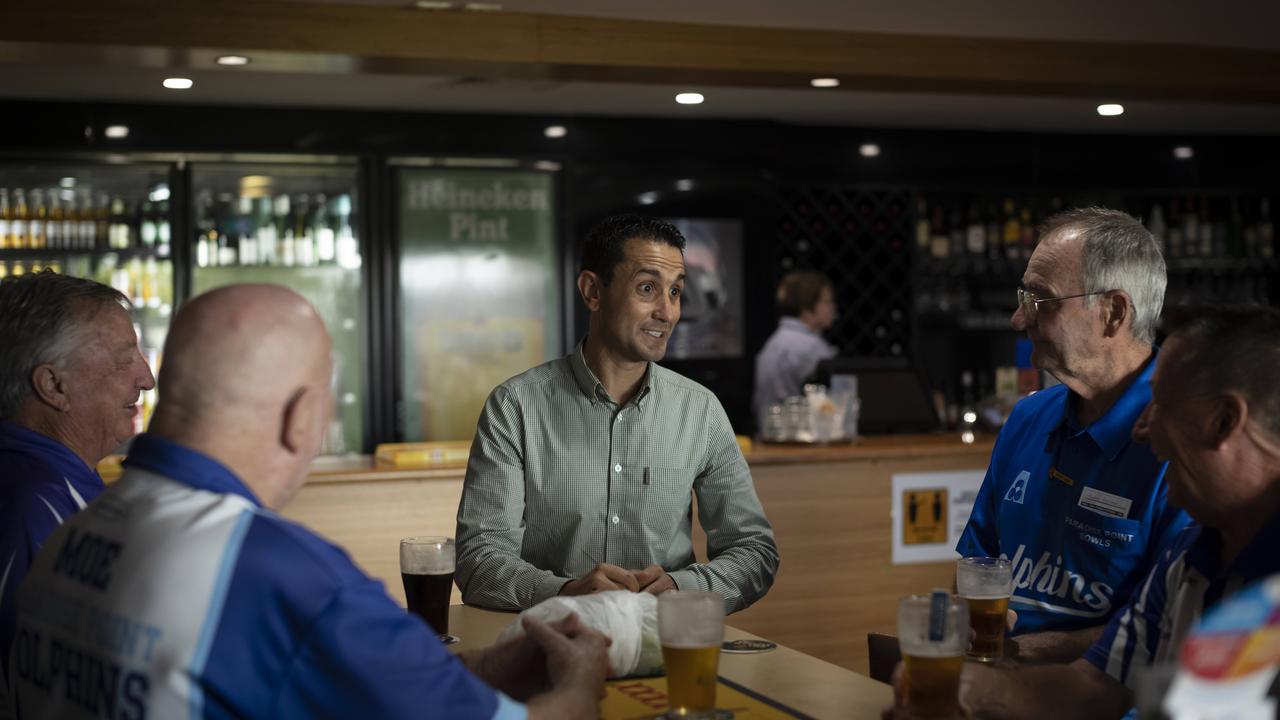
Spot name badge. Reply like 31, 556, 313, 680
1078, 486, 1133, 520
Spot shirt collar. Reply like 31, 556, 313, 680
1054, 350, 1157, 461
567, 338, 655, 407
779, 316, 822, 338
0, 419, 96, 477
123, 433, 263, 507
1186, 511, 1280, 587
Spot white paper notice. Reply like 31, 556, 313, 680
891, 470, 986, 565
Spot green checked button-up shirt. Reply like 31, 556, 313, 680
456, 341, 779, 614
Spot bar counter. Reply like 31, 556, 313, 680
102, 433, 993, 675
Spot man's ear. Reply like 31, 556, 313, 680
1208, 393, 1248, 450
577, 270, 604, 312
1101, 291, 1132, 338
280, 387, 316, 454
30, 364, 72, 412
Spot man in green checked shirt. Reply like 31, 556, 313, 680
456, 214, 779, 614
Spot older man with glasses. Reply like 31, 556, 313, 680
955, 208, 1192, 664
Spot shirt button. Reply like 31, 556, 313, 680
612, 515, 620, 524
614, 464, 622, 473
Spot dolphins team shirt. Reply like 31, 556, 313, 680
956, 356, 1193, 633
9, 434, 523, 720
0, 421, 105, 714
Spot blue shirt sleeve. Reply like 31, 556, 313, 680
274, 579, 506, 719
956, 435, 1005, 559
1, 479, 70, 693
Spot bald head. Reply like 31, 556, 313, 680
151, 284, 332, 508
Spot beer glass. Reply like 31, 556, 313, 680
956, 557, 1013, 663
898, 593, 969, 720
400, 536, 458, 645
659, 591, 725, 718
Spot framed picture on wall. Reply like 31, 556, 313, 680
664, 217, 744, 359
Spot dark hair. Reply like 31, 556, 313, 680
0, 270, 128, 419
775, 271, 833, 317
579, 215, 686, 285
1163, 305, 1280, 438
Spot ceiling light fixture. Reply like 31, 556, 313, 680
544, 125, 567, 139
1173, 145, 1195, 160
675, 179, 694, 191
104, 125, 130, 139
810, 78, 840, 88
637, 191, 659, 205
1096, 103, 1124, 117
675, 92, 704, 105
859, 143, 881, 158
163, 77, 194, 90
414, 0, 453, 7
215, 55, 250, 66
59, 177, 77, 188
463, 2, 502, 10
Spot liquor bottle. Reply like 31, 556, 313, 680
313, 194, 336, 264
294, 194, 316, 267
948, 204, 965, 257
11, 188, 28, 249
28, 188, 46, 248
1260, 198, 1275, 259
256, 196, 277, 266
45, 189, 63, 250
0, 188, 10, 250
914, 198, 931, 254
334, 194, 359, 269
929, 204, 949, 259
1019, 207, 1035, 259
237, 195, 259, 266
274, 194, 293, 267
1198, 198, 1213, 258
1001, 199, 1020, 260
143, 256, 160, 308
139, 198, 157, 248
109, 196, 132, 249
1182, 196, 1199, 257
1147, 202, 1167, 254
985, 202, 1001, 261
965, 203, 985, 256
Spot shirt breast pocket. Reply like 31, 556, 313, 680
1061, 507, 1145, 577
640, 467, 696, 523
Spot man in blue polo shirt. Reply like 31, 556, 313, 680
917, 306, 1280, 719
0, 271, 155, 715
956, 208, 1191, 663
10, 284, 609, 719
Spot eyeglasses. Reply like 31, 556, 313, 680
1016, 285, 1109, 321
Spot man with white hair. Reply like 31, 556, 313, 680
10, 284, 608, 719
0, 271, 154, 714
956, 208, 1192, 662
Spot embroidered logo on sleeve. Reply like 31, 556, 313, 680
1004, 471, 1030, 505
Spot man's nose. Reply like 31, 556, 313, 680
1011, 303, 1031, 332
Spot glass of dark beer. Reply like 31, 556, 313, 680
400, 536, 458, 645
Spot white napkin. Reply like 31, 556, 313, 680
496, 591, 662, 677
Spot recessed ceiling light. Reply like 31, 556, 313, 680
215, 55, 250, 66
59, 177, 77, 188
544, 125, 567, 139
859, 143, 881, 158
163, 78, 194, 90
675, 179, 694, 191
810, 78, 840, 88
104, 125, 130, 139
1173, 145, 1195, 160
464, 2, 502, 9
414, 0, 453, 7
1096, 103, 1124, 116
637, 191, 659, 205
675, 92, 704, 105
533, 160, 562, 172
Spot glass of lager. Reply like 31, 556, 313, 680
898, 592, 969, 720
659, 591, 724, 719
400, 536, 458, 645
956, 556, 1013, 663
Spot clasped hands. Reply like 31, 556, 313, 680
560, 563, 676, 597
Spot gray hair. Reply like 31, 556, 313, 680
1040, 207, 1167, 344
0, 270, 129, 419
